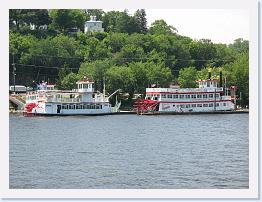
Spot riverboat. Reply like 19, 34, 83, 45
134, 73, 236, 114
24, 77, 121, 116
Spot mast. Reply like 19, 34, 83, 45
103, 77, 106, 101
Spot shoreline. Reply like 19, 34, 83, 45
9, 110, 248, 116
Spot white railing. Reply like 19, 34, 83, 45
147, 87, 223, 93
47, 98, 81, 103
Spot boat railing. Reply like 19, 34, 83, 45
147, 87, 223, 93
47, 98, 81, 103
221, 96, 232, 100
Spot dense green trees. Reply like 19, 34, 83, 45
49, 10, 85, 32
10, 9, 51, 30
149, 19, 177, 35
9, 9, 249, 105
177, 67, 198, 88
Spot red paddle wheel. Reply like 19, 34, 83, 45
24, 103, 37, 113
133, 99, 159, 114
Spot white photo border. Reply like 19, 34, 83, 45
0, 0, 258, 199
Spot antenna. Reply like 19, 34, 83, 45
103, 77, 106, 99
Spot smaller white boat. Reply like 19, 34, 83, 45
24, 77, 121, 116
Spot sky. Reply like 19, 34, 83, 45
104, 9, 249, 45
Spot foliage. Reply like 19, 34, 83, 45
226, 53, 249, 105
105, 66, 135, 96
189, 39, 217, 69
149, 19, 177, 35
177, 67, 198, 88
60, 72, 80, 90
49, 9, 85, 32
79, 60, 112, 91
133, 9, 148, 34
10, 9, 51, 31
229, 38, 249, 54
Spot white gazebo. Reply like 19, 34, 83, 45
84, 16, 104, 33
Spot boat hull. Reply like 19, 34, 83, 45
23, 112, 121, 117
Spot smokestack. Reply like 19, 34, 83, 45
219, 70, 223, 87
208, 68, 211, 80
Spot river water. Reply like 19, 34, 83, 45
9, 113, 249, 189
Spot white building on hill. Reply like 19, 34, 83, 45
84, 16, 104, 33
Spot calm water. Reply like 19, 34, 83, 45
9, 113, 249, 189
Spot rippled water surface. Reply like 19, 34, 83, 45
9, 113, 249, 189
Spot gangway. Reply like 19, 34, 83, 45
9, 95, 25, 110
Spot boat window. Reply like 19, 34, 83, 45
209, 94, 214, 98
223, 103, 227, 106
69, 105, 73, 109
174, 94, 178, 99
192, 104, 196, 108
203, 104, 208, 107
207, 82, 210, 87
203, 94, 207, 99
76, 104, 80, 109
100, 105, 103, 109
197, 104, 202, 107
216, 103, 219, 107
167, 94, 172, 99
186, 104, 190, 108
62, 105, 67, 109
179, 94, 184, 99
80, 104, 83, 109
186, 95, 190, 99
209, 103, 214, 107
180, 104, 185, 108
216, 93, 219, 97
197, 94, 202, 98
161, 94, 166, 98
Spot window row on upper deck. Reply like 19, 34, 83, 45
147, 93, 220, 99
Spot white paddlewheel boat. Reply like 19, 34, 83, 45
134, 76, 236, 114
24, 77, 121, 116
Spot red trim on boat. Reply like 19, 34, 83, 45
159, 100, 232, 104
146, 91, 223, 94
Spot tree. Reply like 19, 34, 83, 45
228, 53, 249, 105
82, 9, 104, 21
133, 9, 148, 34
103, 32, 128, 53
60, 72, 80, 90
49, 9, 85, 32
189, 39, 217, 69
114, 44, 144, 65
105, 66, 135, 96
145, 62, 173, 87
79, 60, 112, 92
149, 19, 177, 35
20, 34, 81, 69
77, 37, 110, 61
129, 62, 149, 93
213, 43, 236, 67
177, 67, 198, 88
9, 32, 36, 55
9, 9, 51, 30
229, 38, 249, 54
